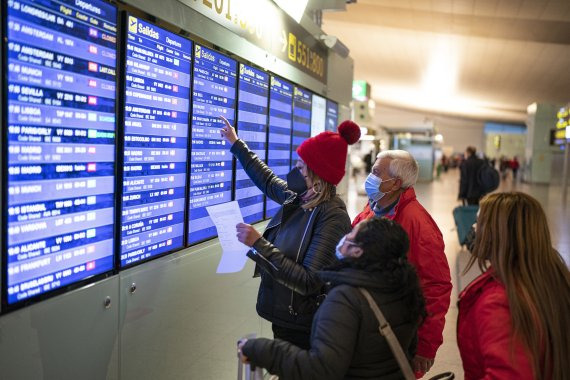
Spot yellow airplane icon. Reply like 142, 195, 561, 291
128, 16, 138, 34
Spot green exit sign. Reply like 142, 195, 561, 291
352, 80, 370, 101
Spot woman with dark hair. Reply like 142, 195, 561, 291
238, 217, 425, 380
220, 116, 360, 349
458, 192, 570, 379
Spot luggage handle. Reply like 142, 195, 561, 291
238, 333, 264, 380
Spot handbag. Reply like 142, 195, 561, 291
358, 288, 455, 380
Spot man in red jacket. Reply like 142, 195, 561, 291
353, 150, 452, 377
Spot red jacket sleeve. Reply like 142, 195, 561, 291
352, 204, 374, 227
474, 290, 534, 379
406, 219, 452, 359
355, 197, 452, 358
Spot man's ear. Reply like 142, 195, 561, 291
393, 177, 404, 191
350, 247, 364, 258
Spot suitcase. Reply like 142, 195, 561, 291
237, 359, 264, 380
237, 333, 267, 380
452, 205, 478, 245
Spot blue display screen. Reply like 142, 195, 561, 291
326, 100, 338, 132
265, 76, 293, 219
310, 94, 326, 137
5, 0, 117, 304
291, 87, 312, 166
188, 45, 236, 244
120, 16, 192, 267
235, 64, 268, 224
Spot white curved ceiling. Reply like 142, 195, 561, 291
322, 0, 570, 122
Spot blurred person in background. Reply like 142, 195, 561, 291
458, 146, 485, 205
499, 156, 509, 180
458, 192, 570, 380
441, 154, 449, 172
363, 150, 374, 174
510, 156, 520, 180
352, 150, 451, 377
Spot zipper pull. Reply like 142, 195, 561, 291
288, 305, 297, 316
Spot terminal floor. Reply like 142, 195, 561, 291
154, 169, 569, 380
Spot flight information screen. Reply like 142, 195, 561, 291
188, 45, 236, 244
5, 0, 117, 305
325, 99, 338, 132
235, 64, 268, 224
265, 76, 293, 219
291, 87, 312, 166
310, 94, 326, 137
120, 16, 192, 267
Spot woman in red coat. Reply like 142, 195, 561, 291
458, 192, 570, 379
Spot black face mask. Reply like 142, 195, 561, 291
286, 167, 308, 195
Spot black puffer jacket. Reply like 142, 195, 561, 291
231, 139, 352, 331
459, 155, 485, 200
242, 267, 422, 380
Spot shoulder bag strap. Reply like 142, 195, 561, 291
358, 287, 416, 380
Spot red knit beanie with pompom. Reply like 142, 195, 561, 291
297, 120, 361, 185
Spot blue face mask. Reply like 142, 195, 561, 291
365, 173, 395, 203
335, 236, 346, 260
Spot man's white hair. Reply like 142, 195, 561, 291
376, 150, 419, 188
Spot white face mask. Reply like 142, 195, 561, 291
335, 236, 361, 260
335, 236, 346, 260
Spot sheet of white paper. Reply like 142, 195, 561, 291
206, 201, 250, 273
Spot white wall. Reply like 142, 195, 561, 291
484, 133, 526, 159
435, 118, 485, 154
373, 105, 485, 154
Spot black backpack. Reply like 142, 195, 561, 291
477, 162, 499, 194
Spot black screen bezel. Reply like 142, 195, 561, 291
1, 0, 120, 313
186, 44, 238, 246
117, 12, 195, 270
234, 62, 270, 225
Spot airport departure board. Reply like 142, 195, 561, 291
235, 64, 268, 224
120, 16, 192, 267
188, 45, 236, 244
291, 87, 312, 166
5, 0, 117, 305
265, 76, 293, 219
325, 99, 338, 132
310, 94, 326, 136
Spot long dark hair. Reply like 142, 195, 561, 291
342, 217, 426, 321
352, 217, 409, 271
466, 192, 570, 379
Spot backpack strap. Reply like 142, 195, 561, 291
358, 287, 415, 380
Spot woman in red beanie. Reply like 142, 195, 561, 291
220, 115, 360, 349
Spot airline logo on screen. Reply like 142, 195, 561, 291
195, 46, 216, 63
129, 16, 138, 34
129, 16, 159, 39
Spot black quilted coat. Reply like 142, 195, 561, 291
231, 139, 352, 331
242, 267, 422, 380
